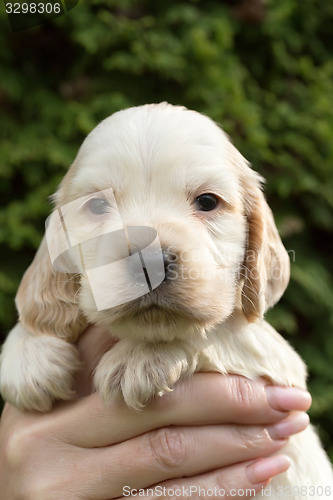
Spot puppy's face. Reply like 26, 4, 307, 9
51, 104, 248, 341
18, 104, 289, 344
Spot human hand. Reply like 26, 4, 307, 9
0, 325, 311, 499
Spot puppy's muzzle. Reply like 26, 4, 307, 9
128, 248, 177, 284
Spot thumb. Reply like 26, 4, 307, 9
74, 325, 118, 397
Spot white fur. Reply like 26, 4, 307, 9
1, 103, 332, 496
0, 323, 81, 411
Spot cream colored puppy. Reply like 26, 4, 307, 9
1, 103, 332, 496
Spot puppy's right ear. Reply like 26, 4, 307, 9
16, 235, 86, 343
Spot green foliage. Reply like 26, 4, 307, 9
0, 0, 332, 456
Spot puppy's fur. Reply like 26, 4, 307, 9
1, 103, 332, 496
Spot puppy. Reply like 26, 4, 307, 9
1, 103, 332, 496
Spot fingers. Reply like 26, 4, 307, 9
1, 400, 293, 500
121, 456, 290, 500
78, 423, 292, 499
56, 373, 311, 448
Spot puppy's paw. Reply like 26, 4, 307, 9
94, 340, 197, 410
0, 323, 81, 411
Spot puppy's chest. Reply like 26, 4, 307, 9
195, 319, 307, 390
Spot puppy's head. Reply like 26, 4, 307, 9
16, 103, 289, 342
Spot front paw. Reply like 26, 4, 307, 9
0, 324, 81, 411
94, 340, 197, 410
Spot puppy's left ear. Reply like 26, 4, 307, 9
229, 143, 290, 322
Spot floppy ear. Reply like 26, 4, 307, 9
16, 234, 87, 344
15, 156, 87, 343
240, 175, 290, 322
226, 140, 290, 322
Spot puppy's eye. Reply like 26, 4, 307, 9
195, 193, 219, 212
87, 198, 110, 214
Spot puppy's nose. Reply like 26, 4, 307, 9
127, 248, 177, 283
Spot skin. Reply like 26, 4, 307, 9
0, 325, 312, 499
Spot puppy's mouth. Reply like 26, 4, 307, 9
116, 286, 192, 322
133, 304, 174, 322
130, 290, 178, 316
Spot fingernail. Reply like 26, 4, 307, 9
268, 412, 310, 440
266, 386, 312, 411
247, 455, 290, 484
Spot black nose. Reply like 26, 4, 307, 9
127, 248, 177, 283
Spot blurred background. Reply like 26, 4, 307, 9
0, 0, 332, 458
